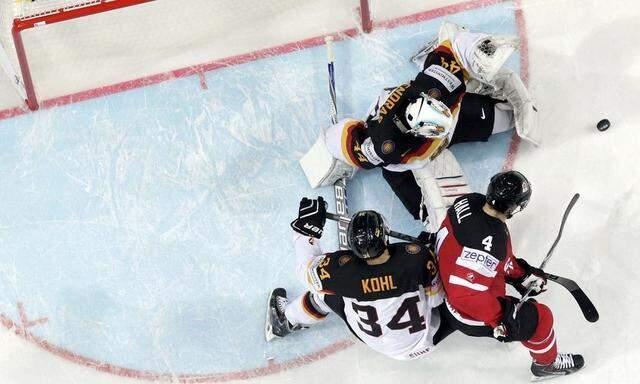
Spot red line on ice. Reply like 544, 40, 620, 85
0, 0, 526, 381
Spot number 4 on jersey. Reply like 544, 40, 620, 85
482, 236, 493, 251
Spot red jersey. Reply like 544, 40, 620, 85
435, 193, 525, 328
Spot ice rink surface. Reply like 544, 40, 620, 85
0, 0, 639, 383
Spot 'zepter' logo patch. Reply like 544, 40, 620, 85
405, 244, 421, 254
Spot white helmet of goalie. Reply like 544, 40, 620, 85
404, 95, 453, 139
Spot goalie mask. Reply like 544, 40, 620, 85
404, 95, 453, 139
453, 32, 519, 83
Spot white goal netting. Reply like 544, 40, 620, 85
0, 0, 362, 110
12, 0, 105, 19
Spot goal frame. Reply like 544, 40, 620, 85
7, 0, 372, 111
10, 0, 154, 110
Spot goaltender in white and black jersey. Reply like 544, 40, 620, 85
300, 22, 540, 233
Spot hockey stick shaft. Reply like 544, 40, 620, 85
325, 36, 349, 250
515, 193, 580, 314
326, 212, 424, 244
544, 272, 599, 322
326, 36, 338, 125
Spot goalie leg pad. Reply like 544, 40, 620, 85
413, 149, 471, 232
491, 68, 540, 146
411, 22, 468, 70
299, 121, 357, 188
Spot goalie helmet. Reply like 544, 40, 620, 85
347, 210, 389, 259
486, 170, 532, 218
404, 95, 453, 139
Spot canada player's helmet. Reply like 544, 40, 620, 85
486, 171, 531, 218
405, 94, 453, 139
347, 210, 389, 259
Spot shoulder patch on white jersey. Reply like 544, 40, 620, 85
424, 64, 462, 92
455, 246, 499, 278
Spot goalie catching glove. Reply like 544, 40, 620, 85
290, 197, 327, 239
507, 258, 547, 297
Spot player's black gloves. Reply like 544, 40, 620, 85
418, 231, 435, 248
493, 296, 538, 343
507, 258, 547, 297
290, 197, 327, 239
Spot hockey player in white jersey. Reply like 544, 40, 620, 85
300, 22, 539, 233
265, 197, 446, 360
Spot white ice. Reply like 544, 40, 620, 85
1, 0, 639, 383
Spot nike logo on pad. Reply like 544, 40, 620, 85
480, 108, 486, 119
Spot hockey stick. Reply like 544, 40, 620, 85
326, 212, 425, 245
325, 36, 350, 251
514, 193, 580, 316
544, 272, 599, 322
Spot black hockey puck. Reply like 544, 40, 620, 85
597, 119, 610, 131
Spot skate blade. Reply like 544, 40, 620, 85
265, 291, 276, 342
530, 373, 568, 382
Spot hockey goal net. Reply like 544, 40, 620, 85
1, 0, 153, 110
0, 0, 372, 112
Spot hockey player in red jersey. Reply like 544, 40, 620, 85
435, 171, 584, 380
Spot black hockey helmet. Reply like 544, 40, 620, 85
347, 210, 389, 259
486, 171, 532, 218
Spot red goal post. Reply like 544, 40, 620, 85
9, 0, 153, 111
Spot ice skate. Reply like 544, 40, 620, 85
531, 353, 584, 381
265, 288, 299, 341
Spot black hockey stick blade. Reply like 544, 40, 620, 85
325, 212, 425, 245
545, 272, 599, 323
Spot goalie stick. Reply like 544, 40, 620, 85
326, 212, 427, 245
325, 36, 350, 250
515, 193, 580, 316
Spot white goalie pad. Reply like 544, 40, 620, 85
299, 131, 357, 188
410, 22, 468, 69
491, 68, 540, 146
438, 21, 468, 45
412, 149, 471, 232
